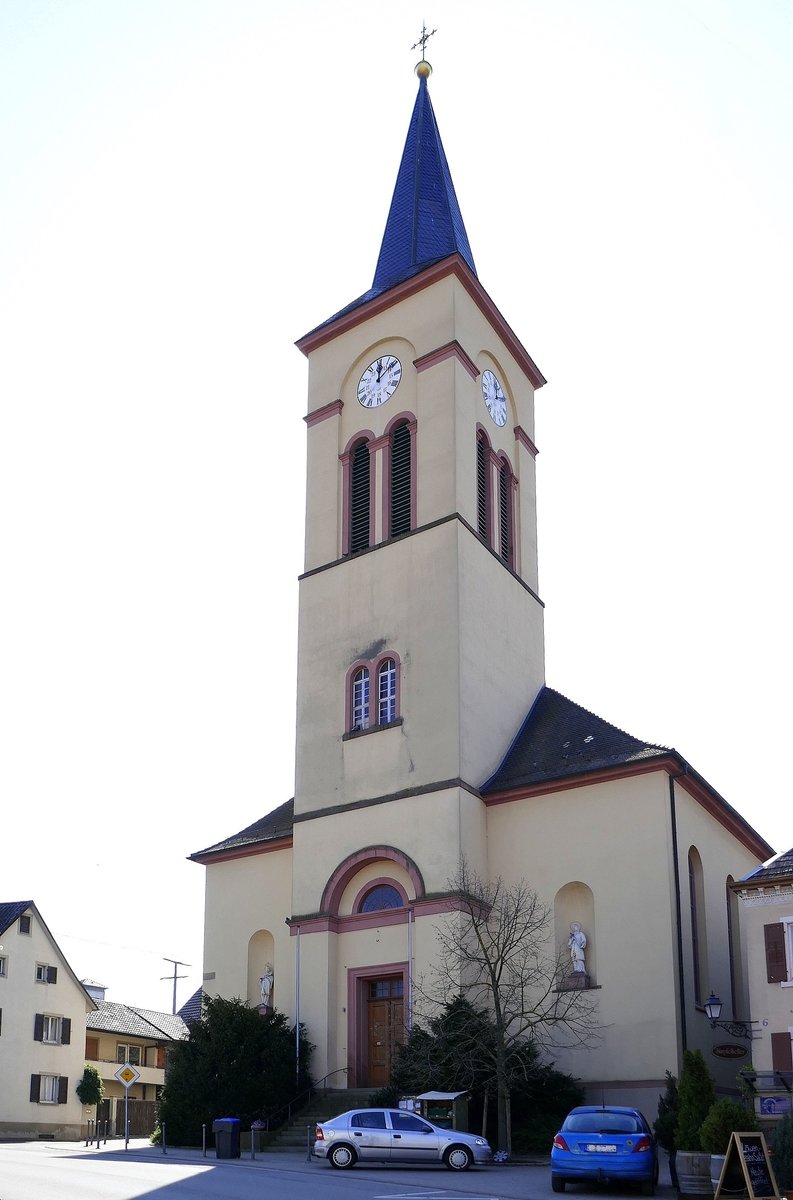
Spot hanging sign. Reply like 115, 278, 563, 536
715, 1131, 779, 1200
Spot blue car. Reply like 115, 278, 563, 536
551, 1105, 659, 1194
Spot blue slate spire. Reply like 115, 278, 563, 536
372, 61, 477, 292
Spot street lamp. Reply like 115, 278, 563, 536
704, 993, 756, 1040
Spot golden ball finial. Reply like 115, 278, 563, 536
415, 59, 432, 79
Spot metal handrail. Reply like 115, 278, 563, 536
262, 1067, 348, 1131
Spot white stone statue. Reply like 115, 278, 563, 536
568, 922, 587, 973
259, 963, 274, 1006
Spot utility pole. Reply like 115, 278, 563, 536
161, 958, 190, 1015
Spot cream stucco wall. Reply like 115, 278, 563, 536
0, 906, 95, 1139
737, 888, 793, 1072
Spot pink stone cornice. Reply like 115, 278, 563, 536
414, 340, 478, 380
515, 425, 539, 458
296, 255, 547, 390
305, 399, 342, 428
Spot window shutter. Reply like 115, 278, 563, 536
772, 1031, 793, 1072
86, 1036, 99, 1059
350, 442, 370, 552
61, 1017, 71, 1045
30, 1075, 41, 1102
57, 1076, 68, 1105
764, 922, 787, 983
499, 462, 512, 565
476, 434, 488, 539
390, 423, 411, 537
47, 965, 58, 984
33, 1013, 44, 1041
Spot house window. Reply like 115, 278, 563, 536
352, 667, 370, 730
117, 1043, 142, 1066
389, 421, 412, 538
34, 1013, 71, 1044
378, 658, 396, 725
0, 955, 6, 976
35, 964, 58, 984
30, 1074, 68, 1104
42, 1016, 63, 1044
19, 914, 31, 934
359, 884, 404, 913
347, 653, 401, 734
86, 1036, 99, 1059
350, 440, 371, 553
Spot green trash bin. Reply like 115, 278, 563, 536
212, 1117, 240, 1159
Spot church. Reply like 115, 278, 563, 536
191, 55, 773, 1113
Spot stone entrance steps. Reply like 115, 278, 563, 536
262, 1088, 375, 1151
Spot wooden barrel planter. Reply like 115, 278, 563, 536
676, 1150, 715, 1198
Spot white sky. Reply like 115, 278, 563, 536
1, 0, 791, 1014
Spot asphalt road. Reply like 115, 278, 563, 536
0, 1139, 677, 1200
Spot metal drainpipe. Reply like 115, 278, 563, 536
669, 769, 688, 1051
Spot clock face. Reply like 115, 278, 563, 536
481, 369, 507, 427
357, 356, 402, 408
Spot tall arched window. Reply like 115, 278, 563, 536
390, 422, 411, 538
498, 457, 514, 568
378, 658, 397, 724
352, 667, 370, 730
477, 430, 490, 540
350, 440, 371, 553
688, 848, 708, 1006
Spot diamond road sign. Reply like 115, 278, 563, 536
114, 1062, 140, 1088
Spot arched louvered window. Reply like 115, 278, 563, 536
352, 667, 370, 730
378, 658, 397, 724
477, 431, 489, 540
350, 440, 371, 553
499, 458, 514, 567
390, 422, 411, 537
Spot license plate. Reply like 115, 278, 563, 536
586, 1144, 617, 1153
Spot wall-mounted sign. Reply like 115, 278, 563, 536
712, 1043, 748, 1059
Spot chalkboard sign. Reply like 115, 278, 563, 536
715, 1132, 780, 1200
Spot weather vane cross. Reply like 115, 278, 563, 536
411, 21, 437, 58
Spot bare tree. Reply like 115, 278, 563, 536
422, 860, 599, 1155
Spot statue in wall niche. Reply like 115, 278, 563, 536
259, 963, 274, 1007
568, 922, 587, 973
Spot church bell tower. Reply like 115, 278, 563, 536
290, 56, 547, 924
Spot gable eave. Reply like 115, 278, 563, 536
296, 254, 546, 390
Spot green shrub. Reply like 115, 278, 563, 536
772, 1112, 793, 1190
699, 1098, 756, 1154
675, 1049, 716, 1152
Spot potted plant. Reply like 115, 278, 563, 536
699, 1097, 757, 1193
655, 1070, 680, 1189
771, 1112, 793, 1198
674, 1049, 716, 1198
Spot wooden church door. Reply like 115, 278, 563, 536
367, 977, 405, 1087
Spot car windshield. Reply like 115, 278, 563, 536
564, 1113, 643, 1134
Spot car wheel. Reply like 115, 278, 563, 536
329, 1143, 356, 1169
640, 1179, 655, 1196
551, 1175, 566, 1192
444, 1144, 473, 1171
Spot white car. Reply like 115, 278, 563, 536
314, 1107, 493, 1171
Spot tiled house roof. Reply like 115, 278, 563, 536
87, 1001, 188, 1042
178, 987, 203, 1024
739, 847, 793, 887
0, 900, 33, 935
